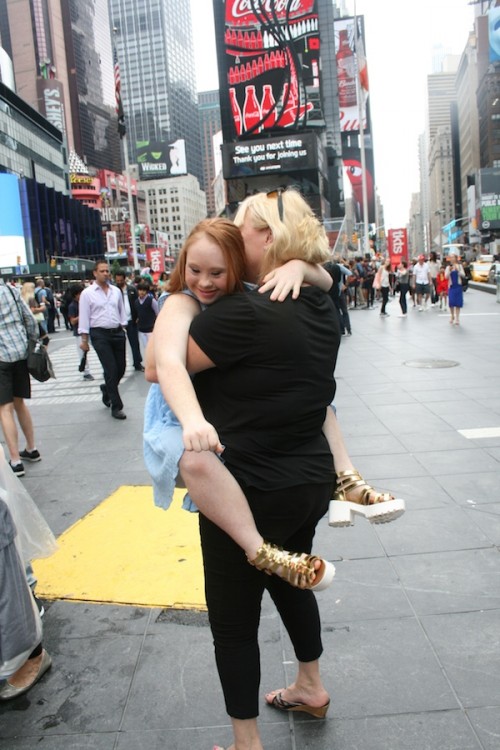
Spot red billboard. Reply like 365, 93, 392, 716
387, 228, 408, 267
342, 143, 375, 224
217, 0, 324, 139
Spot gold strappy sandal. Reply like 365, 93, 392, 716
329, 469, 405, 527
248, 542, 335, 592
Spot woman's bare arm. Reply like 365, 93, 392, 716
150, 294, 222, 452
259, 260, 333, 301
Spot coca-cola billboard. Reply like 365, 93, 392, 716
215, 0, 324, 140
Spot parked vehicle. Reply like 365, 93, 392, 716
470, 255, 494, 282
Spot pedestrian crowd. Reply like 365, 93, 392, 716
324, 250, 470, 333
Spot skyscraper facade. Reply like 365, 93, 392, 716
198, 89, 221, 217
63, 0, 121, 171
109, 0, 203, 186
0, 0, 121, 172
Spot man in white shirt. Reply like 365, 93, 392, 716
413, 254, 431, 311
78, 260, 128, 420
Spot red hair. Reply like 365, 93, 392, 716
168, 219, 246, 295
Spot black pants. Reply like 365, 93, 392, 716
126, 321, 142, 369
335, 291, 351, 334
381, 286, 390, 313
47, 307, 56, 333
90, 328, 126, 411
399, 284, 409, 314
199, 481, 332, 720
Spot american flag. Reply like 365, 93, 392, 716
114, 47, 126, 138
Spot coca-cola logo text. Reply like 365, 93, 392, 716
228, 0, 312, 22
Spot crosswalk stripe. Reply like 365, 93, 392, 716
30, 341, 135, 405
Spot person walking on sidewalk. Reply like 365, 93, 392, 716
396, 260, 410, 316
78, 260, 128, 420
0, 279, 42, 477
114, 271, 144, 372
377, 258, 393, 317
414, 254, 431, 311
445, 253, 466, 326
134, 282, 158, 355
67, 284, 94, 381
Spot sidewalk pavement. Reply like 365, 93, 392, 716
1, 288, 500, 750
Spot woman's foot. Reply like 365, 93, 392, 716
265, 685, 330, 718
248, 542, 335, 591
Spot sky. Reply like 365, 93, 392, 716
189, 0, 477, 228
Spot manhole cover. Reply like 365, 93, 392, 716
404, 359, 460, 369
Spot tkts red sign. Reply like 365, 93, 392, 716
226, 0, 315, 25
388, 228, 408, 266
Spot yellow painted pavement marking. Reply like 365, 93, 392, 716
33, 486, 206, 610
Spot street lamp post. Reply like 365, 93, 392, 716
434, 209, 445, 257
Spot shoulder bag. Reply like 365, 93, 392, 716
6, 286, 55, 382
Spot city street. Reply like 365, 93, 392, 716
1, 286, 500, 749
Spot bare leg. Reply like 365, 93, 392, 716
0, 402, 20, 462
180, 450, 263, 560
265, 658, 329, 710
179, 451, 330, 588
323, 408, 399, 508
226, 718, 264, 750
13, 398, 36, 451
323, 407, 352, 474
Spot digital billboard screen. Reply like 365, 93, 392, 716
0, 173, 26, 268
222, 132, 319, 178
479, 167, 500, 230
215, 0, 324, 140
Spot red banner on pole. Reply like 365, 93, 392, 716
146, 247, 165, 275
387, 228, 408, 268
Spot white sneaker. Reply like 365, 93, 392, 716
418, 306, 423, 312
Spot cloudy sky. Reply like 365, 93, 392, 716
189, 0, 476, 228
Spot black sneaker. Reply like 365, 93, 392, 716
19, 448, 41, 462
9, 461, 25, 477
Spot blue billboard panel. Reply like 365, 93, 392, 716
0, 173, 26, 267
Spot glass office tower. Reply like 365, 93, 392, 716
109, 0, 202, 185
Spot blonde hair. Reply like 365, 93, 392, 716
234, 189, 330, 280
21, 281, 35, 303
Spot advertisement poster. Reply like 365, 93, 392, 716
136, 139, 187, 179
217, 0, 324, 139
479, 167, 500, 230
341, 143, 375, 224
334, 16, 369, 134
